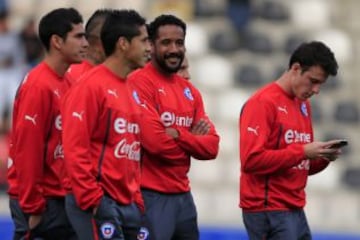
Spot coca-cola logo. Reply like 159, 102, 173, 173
114, 139, 140, 161
54, 143, 64, 159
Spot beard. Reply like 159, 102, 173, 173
154, 52, 184, 74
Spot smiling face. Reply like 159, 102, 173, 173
290, 63, 328, 100
151, 24, 185, 74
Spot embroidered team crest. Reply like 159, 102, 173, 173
100, 222, 115, 239
137, 227, 149, 240
184, 87, 193, 101
300, 102, 308, 117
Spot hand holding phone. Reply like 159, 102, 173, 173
329, 139, 348, 149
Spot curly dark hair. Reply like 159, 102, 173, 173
147, 14, 186, 42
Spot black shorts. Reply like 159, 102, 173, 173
9, 197, 76, 240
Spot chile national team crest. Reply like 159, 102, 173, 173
300, 102, 308, 117
100, 222, 116, 239
137, 227, 149, 240
184, 87, 194, 101
132, 90, 141, 105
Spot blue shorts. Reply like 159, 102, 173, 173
66, 194, 142, 240
141, 189, 199, 240
65, 194, 97, 240
242, 209, 312, 240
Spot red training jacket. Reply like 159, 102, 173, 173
239, 82, 329, 211
67, 60, 94, 84
128, 62, 220, 193
7, 62, 71, 214
62, 64, 143, 211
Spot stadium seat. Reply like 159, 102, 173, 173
342, 167, 360, 189
255, 0, 289, 22
321, 75, 341, 91
209, 28, 241, 53
186, 23, 209, 57
311, 100, 323, 124
284, 34, 307, 55
234, 64, 264, 88
193, 55, 233, 90
313, 28, 352, 64
333, 101, 360, 123
289, 0, 331, 30
217, 89, 251, 123
189, 160, 223, 185
244, 31, 273, 54
194, 0, 226, 17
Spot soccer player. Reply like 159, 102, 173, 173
239, 41, 343, 240
62, 9, 150, 240
67, 9, 110, 82
63, 9, 111, 240
128, 14, 220, 240
7, 8, 88, 239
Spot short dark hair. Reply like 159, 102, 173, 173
289, 41, 338, 76
38, 8, 83, 51
147, 14, 186, 42
101, 9, 146, 57
85, 9, 110, 40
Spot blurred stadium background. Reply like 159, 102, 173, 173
1, 0, 360, 239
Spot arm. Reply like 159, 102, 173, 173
174, 87, 219, 160
62, 85, 103, 210
15, 85, 49, 214
309, 158, 330, 175
129, 76, 188, 160
239, 99, 305, 175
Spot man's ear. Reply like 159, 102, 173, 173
117, 36, 129, 51
51, 34, 64, 50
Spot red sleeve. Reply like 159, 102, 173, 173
309, 158, 330, 175
175, 87, 219, 160
62, 84, 103, 210
15, 85, 49, 214
239, 99, 305, 175
129, 76, 188, 160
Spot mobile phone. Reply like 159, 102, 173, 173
329, 140, 348, 149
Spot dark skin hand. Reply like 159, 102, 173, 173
165, 118, 211, 139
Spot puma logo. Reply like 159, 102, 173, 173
25, 114, 37, 125
247, 126, 259, 136
278, 106, 288, 114
158, 87, 166, 95
53, 89, 60, 98
72, 111, 84, 121
107, 89, 118, 98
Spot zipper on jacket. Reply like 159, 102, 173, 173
97, 110, 112, 182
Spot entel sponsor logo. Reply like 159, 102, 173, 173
55, 115, 62, 130
160, 111, 193, 127
114, 118, 139, 134
284, 129, 311, 144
